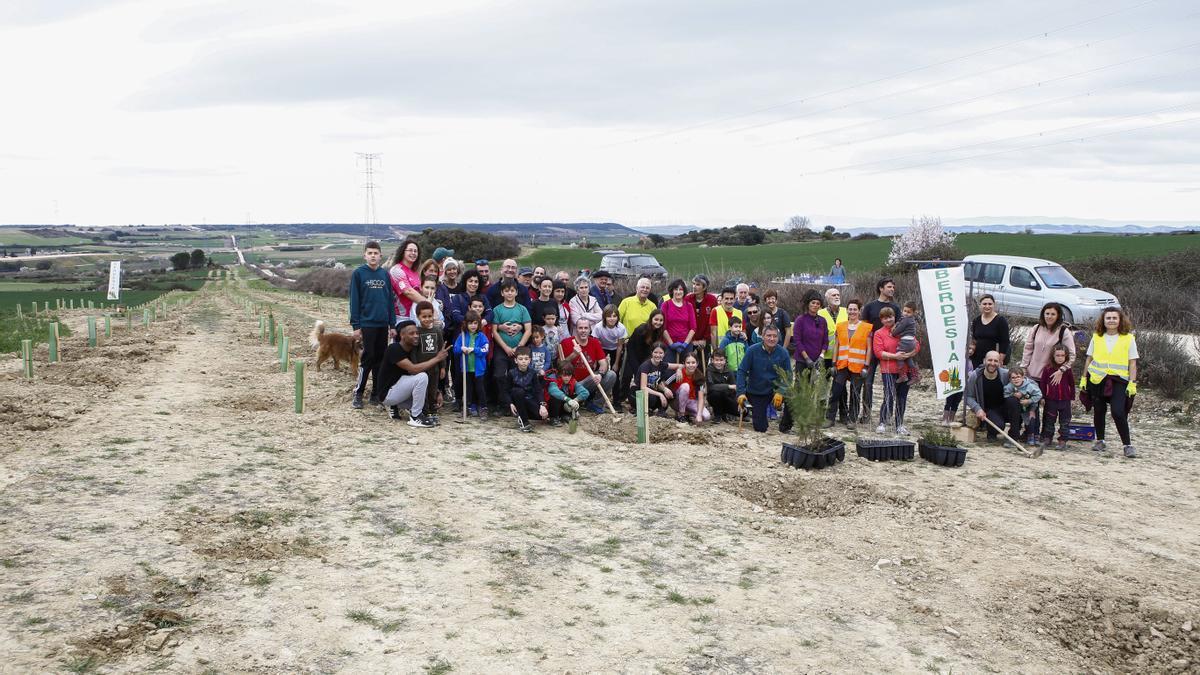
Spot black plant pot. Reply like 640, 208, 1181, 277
918, 440, 968, 467
781, 438, 845, 470
855, 439, 915, 462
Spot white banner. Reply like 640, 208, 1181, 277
107, 261, 122, 300
918, 266, 968, 400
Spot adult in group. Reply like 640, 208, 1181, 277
872, 307, 921, 436
736, 325, 792, 433
818, 287, 849, 423
761, 290, 791, 344
620, 309, 666, 410
449, 269, 490, 322
530, 277, 558, 327
685, 274, 719, 360
387, 238, 425, 324
1082, 307, 1139, 458
829, 258, 846, 284
379, 319, 447, 428
568, 276, 602, 331
660, 278, 696, 362
944, 294, 1010, 422
1020, 302, 1076, 383
554, 270, 575, 302
485, 259, 532, 311
559, 318, 616, 412
589, 270, 617, 308
440, 258, 462, 295
860, 277, 901, 425
791, 290, 827, 378
825, 299, 871, 428
474, 259, 491, 292
732, 283, 753, 316
963, 350, 1012, 442
518, 266, 536, 298
618, 277, 657, 335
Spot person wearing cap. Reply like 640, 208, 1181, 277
440, 258, 462, 295
589, 270, 617, 308
485, 258, 532, 312
685, 274, 719, 359
518, 266, 538, 302
618, 277, 657, 335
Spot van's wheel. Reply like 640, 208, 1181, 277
1061, 308, 1074, 325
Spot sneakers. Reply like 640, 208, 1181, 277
388, 405, 402, 421
822, 419, 835, 429
518, 420, 534, 433
428, 414, 440, 426
1056, 439, 1068, 451
352, 395, 364, 410
896, 425, 910, 437
407, 413, 436, 429
479, 407, 489, 421
1092, 439, 1106, 453
876, 423, 887, 434
940, 410, 954, 425
468, 405, 479, 417
549, 417, 563, 427
1123, 445, 1137, 458
586, 401, 605, 414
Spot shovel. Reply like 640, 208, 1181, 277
979, 415, 1033, 457
575, 344, 622, 421
454, 352, 469, 424
568, 406, 578, 434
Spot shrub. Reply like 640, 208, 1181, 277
776, 364, 830, 449
293, 267, 352, 298
408, 228, 519, 263
1068, 250, 1200, 331
1129, 331, 1200, 399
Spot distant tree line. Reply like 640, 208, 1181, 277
170, 249, 208, 270
405, 228, 520, 262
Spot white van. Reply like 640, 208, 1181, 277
962, 254, 1120, 325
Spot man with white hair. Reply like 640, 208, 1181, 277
818, 286, 849, 423
732, 283, 753, 316
618, 277, 657, 334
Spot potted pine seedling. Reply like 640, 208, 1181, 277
918, 425, 968, 468
777, 365, 846, 470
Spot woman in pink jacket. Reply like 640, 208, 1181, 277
1020, 302, 1077, 384
660, 279, 697, 362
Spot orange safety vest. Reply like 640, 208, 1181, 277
835, 321, 873, 373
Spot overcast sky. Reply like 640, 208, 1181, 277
0, 0, 1197, 227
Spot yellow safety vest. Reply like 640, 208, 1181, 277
1087, 333, 1133, 384
835, 321, 873, 373
712, 307, 743, 343
818, 306, 848, 360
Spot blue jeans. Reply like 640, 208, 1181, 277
878, 373, 910, 428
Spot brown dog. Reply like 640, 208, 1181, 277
309, 320, 361, 373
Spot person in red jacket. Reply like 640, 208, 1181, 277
1037, 343, 1075, 455
684, 274, 719, 360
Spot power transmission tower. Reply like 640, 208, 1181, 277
356, 152, 381, 238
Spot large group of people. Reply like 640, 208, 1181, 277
346, 239, 1138, 457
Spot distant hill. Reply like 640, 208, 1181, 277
196, 222, 640, 239
633, 217, 1198, 237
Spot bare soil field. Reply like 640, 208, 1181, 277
2, 280, 1198, 674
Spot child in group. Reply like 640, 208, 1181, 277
468, 296, 491, 333
1037, 344, 1075, 454
412, 301, 446, 424
453, 310, 490, 420
528, 326, 553, 377
637, 342, 683, 415
673, 353, 710, 424
546, 359, 590, 426
420, 276, 446, 330
893, 301, 921, 384
592, 305, 628, 370
501, 346, 547, 432
1004, 366, 1043, 443
491, 279, 533, 414
541, 309, 566, 354
705, 348, 738, 423
718, 316, 750, 372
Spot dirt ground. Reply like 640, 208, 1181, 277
1, 279, 1198, 674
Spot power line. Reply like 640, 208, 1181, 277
810, 64, 1200, 153
734, 8, 1199, 137
804, 99, 1198, 176
355, 152, 381, 238
758, 38, 1200, 147
607, 0, 1167, 147
863, 112, 1200, 175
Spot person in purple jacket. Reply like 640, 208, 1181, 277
791, 290, 827, 379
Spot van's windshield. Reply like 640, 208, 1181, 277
1036, 266, 1082, 289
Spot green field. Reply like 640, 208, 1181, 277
0, 229, 91, 246
520, 233, 1200, 278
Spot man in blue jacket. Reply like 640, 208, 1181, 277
349, 241, 396, 409
736, 324, 792, 433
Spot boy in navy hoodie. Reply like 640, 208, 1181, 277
349, 241, 396, 409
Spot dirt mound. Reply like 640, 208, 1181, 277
1032, 584, 1199, 672
177, 509, 323, 561
581, 414, 720, 445
216, 393, 288, 412
70, 573, 206, 666
722, 474, 931, 518
0, 392, 77, 431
